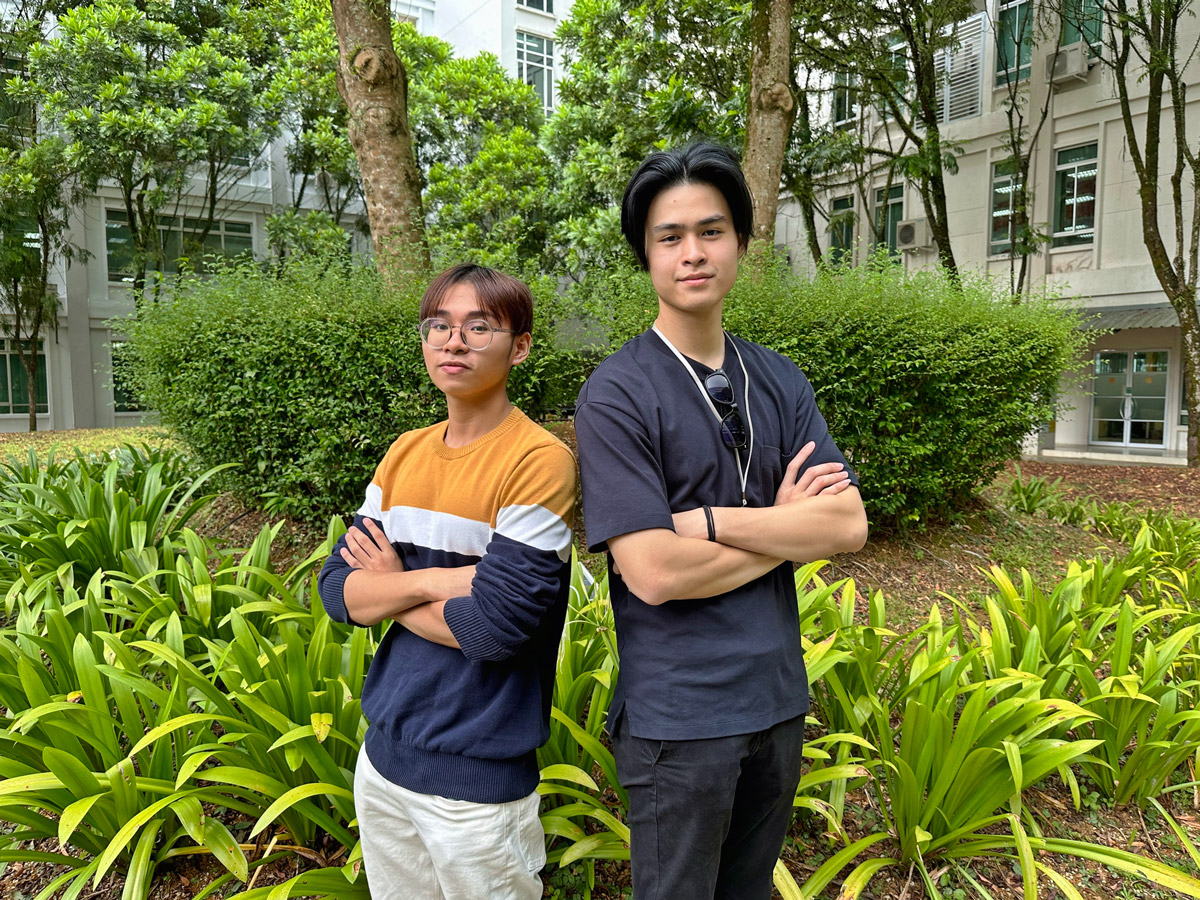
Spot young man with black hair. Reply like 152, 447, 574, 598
318, 263, 576, 900
574, 142, 867, 900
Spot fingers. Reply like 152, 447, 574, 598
783, 443, 813, 483
817, 476, 852, 496
796, 461, 847, 493
339, 546, 364, 568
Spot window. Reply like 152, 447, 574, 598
995, 0, 1033, 86
0, 340, 48, 416
874, 185, 903, 256
829, 196, 855, 263
111, 341, 140, 413
106, 210, 254, 282
990, 159, 1022, 255
832, 72, 859, 129
1053, 143, 1097, 247
0, 54, 34, 139
934, 13, 984, 121
1062, 0, 1102, 50
516, 32, 554, 115
517, 0, 553, 13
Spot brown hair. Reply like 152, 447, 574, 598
418, 264, 534, 336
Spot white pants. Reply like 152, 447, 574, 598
354, 745, 546, 900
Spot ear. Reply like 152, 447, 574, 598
509, 332, 532, 367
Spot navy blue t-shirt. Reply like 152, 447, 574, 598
574, 329, 858, 740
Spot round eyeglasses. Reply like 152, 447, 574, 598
419, 317, 517, 351
704, 370, 747, 449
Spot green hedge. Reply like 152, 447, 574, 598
122, 259, 592, 519
124, 256, 1087, 526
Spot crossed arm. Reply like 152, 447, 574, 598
336, 519, 468, 646
608, 442, 868, 606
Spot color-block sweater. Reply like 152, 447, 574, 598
318, 408, 576, 803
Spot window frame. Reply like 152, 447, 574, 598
516, 31, 555, 116
828, 195, 855, 264
874, 184, 904, 256
105, 210, 255, 283
516, 0, 554, 14
995, 0, 1033, 87
989, 159, 1023, 256
1052, 142, 1098, 248
0, 339, 49, 417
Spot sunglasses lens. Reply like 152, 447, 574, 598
721, 412, 746, 449
705, 372, 734, 405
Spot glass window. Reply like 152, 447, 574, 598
832, 71, 858, 129
105, 210, 255, 282
990, 159, 1022, 255
516, 32, 554, 115
829, 196, 855, 264
517, 0, 553, 12
111, 341, 140, 413
996, 0, 1033, 86
0, 54, 34, 139
0, 340, 48, 416
875, 185, 903, 256
1053, 143, 1097, 247
1062, 0, 1102, 50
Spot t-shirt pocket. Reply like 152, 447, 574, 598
749, 443, 783, 507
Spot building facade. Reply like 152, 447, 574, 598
3, 0, 572, 434
776, 0, 1196, 462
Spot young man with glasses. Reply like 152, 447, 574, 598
318, 263, 576, 900
574, 142, 868, 900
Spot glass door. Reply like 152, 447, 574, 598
1090, 350, 1169, 446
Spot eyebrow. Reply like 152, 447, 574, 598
433, 309, 496, 320
650, 214, 729, 234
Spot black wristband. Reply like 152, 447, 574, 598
702, 504, 716, 542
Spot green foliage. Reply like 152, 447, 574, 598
120, 259, 591, 518
589, 257, 1090, 528
1, 451, 1200, 898
17, 0, 281, 295
545, 0, 747, 271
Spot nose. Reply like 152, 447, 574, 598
681, 233, 707, 265
443, 324, 469, 351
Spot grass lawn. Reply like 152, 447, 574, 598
0, 425, 177, 461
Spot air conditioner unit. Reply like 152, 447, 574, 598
896, 218, 932, 251
1048, 42, 1090, 84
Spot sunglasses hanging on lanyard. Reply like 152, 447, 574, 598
652, 326, 755, 507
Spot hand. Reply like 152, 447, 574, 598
340, 519, 405, 573
775, 441, 851, 506
671, 508, 708, 540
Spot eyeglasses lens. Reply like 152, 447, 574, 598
420, 319, 494, 350
720, 411, 747, 449
704, 372, 735, 405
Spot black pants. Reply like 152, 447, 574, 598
612, 712, 806, 900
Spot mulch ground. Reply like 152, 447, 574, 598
1014, 458, 1200, 519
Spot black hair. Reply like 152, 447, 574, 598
419, 263, 533, 336
620, 141, 754, 270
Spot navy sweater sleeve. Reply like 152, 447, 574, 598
316, 514, 384, 627
442, 444, 576, 662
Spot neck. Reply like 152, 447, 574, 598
443, 391, 515, 448
654, 303, 725, 368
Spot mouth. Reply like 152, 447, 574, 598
678, 273, 714, 285
439, 362, 471, 374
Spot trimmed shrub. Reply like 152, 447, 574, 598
122, 259, 591, 519
125, 254, 1086, 527
582, 257, 1090, 527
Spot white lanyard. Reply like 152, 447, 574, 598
651, 325, 755, 506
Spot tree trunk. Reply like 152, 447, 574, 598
742, 0, 796, 250
23, 352, 39, 433
330, 0, 429, 275
1173, 292, 1200, 466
